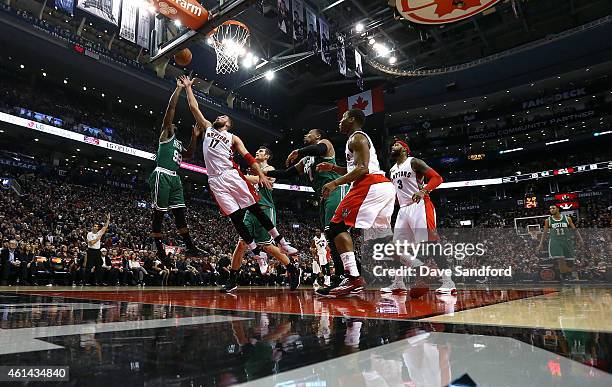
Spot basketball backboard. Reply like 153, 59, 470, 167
149, 0, 255, 63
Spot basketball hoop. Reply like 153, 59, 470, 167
207, 20, 250, 74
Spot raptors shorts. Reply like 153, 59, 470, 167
331, 174, 395, 229
208, 168, 259, 216
393, 198, 438, 243
317, 253, 328, 266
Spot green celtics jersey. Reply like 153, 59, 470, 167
156, 135, 184, 171
549, 214, 571, 241
302, 154, 342, 197
257, 183, 275, 209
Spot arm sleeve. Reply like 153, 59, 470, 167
266, 165, 299, 179
297, 143, 327, 158
423, 169, 443, 192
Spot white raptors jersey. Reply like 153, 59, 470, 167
314, 235, 327, 256
202, 127, 234, 177
345, 130, 384, 175
390, 157, 424, 207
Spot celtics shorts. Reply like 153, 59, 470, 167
148, 169, 185, 211
243, 205, 275, 245
320, 184, 349, 228
549, 239, 575, 259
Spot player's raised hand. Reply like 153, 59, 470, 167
259, 173, 273, 189
179, 75, 194, 88
192, 123, 204, 137
176, 77, 185, 88
285, 150, 299, 167
316, 162, 334, 172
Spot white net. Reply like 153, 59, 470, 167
209, 21, 250, 74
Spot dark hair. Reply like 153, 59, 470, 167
346, 109, 366, 126
258, 146, 273, 160
311, 128, 326, 139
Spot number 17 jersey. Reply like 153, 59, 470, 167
202, 127, 234, 177
390, 157, 424, 207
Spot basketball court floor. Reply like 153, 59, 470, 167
0, 285, 610, 386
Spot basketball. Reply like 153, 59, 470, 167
174, 48, 192, 66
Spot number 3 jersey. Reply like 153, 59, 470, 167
202, 127, 234, 177
389, 157, 424, 207
156, 135, 185, 171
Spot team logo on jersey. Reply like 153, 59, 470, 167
395, 0, 502, 25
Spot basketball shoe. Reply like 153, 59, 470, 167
435, 275, 457, 295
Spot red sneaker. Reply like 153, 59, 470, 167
326, 276, 365, 298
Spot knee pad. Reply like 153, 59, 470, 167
327, 221, 348, 242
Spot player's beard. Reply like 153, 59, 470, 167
390, 149, 401, 161
213, 121, 224, 129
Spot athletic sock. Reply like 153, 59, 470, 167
340, 251, 360, 277
268, 228, 280, 238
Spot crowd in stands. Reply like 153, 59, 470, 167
0, 3, 144, 71
0, 163, 609, 287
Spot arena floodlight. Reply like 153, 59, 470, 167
545, 139, 569, 146
355, 23, 364, 32
265, 71, 274, 80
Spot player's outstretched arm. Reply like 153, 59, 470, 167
232, 135, 273, 189
161, 79, 184, 141
410, 158, 444, 203
286, 140, 331, 166
181, 76, 212, 129
247, 166, 275, 185
266, 160, 304, 179
182, 123, 203, 160
321, 133, 369, 197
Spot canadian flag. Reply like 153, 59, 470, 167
337, 87, 384, 118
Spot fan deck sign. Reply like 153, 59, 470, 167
396, 0, 502, 25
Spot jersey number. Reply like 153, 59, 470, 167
172, 150, 182, 164
209, 139, 221, 149
555, 228, 565, 236
397, 180, 403, 190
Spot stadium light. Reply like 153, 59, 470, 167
594, 131, 611, 137
545, 139, 569, 146
389, 56, 397, 64
83, 86, 87, 91
355, 23, 364, 32
19, 64, 24, 69
499, 148, 523, 154
42, 72, 47, 77
369, 38, 375, 45
63, 79, 68, 84
265, 71, 274, 81
34, 138, 39, 142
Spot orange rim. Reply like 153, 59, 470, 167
206, 20, 250, 37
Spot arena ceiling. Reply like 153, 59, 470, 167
212, 0, 612, 105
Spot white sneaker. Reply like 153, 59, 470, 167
257, 252, 269, 275
380, 275, 407, 294
280, 241, 298, 256
435, 277, 457, 295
